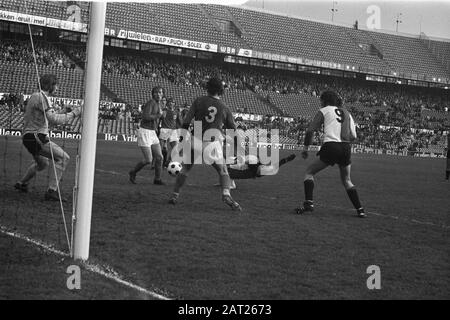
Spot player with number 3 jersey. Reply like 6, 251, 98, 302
296, 90, 365, 218
184, 93, 235, 135
168, 78, 241, 211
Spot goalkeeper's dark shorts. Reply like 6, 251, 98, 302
228, 164, 259, 179
23, 133, 49, 156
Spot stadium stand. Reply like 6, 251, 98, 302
423, 38, 450, 75
368, 31, 448, 80
3, 1, 449, 80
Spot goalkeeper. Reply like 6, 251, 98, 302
215, 153, 295, 189
227, 153, 296, 180
218, 133, 296, 188
14, 74, 81, 201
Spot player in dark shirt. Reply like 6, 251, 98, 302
159, 97, 179, 167
187, 96, 236, 135
178, 106, 190, 128
168, 78, 241, 211
129, 86, 165, 185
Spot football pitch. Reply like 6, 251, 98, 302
1, 137, 449, 299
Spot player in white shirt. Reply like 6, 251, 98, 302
296, 90, 365, 218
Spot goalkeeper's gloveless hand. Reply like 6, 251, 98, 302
71, 106, 82, 117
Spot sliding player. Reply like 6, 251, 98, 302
223, 153, 296, 189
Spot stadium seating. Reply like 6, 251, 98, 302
0, 110, 22, 128
368, 31, 448, 80
263, 91, 321, 118
426, 39, 450, 74
0, 62, 85, 98
2, 1, 449, 81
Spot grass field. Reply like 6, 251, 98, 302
1, 136, 449, 300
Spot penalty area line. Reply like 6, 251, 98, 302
319, 204, 450, 230
0, 225, 171, 300
95, 168, 192, 185
96, 168, 153, 181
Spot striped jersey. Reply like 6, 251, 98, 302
318, 106, 357, 143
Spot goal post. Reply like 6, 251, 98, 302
73, 1, 107, 261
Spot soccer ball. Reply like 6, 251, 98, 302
167, 162, 182, 176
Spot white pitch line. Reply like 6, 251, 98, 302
95, 168, 196, 185
0, 225, 171, 300
0, 226, 68, 257
320, 204, 450, 230
95, 168, 139, 177
96, 168, 154, 181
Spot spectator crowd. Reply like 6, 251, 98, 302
1, 40, 448, 153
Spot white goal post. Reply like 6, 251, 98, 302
73, 1, 107, 261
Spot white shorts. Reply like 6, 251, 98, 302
159, 128, 179, 143
137, 128, 160, 147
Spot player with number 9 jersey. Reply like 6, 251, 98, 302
296, 90, 365, 218
320, 105, 356, 144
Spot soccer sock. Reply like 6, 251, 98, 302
21, 163, 38, 184
132, 161, 147, 174
162, 148, 168, 166
346, 187, 363, 210
48, 162, 65, 191
446, 170, 450, 180
220, 174, 231, 196
166, 145, 173, 164
174, 173, 188, 193
154, 157, 163, 180
304, 179, 314, 202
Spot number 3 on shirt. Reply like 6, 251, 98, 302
205, 106, 217, 123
